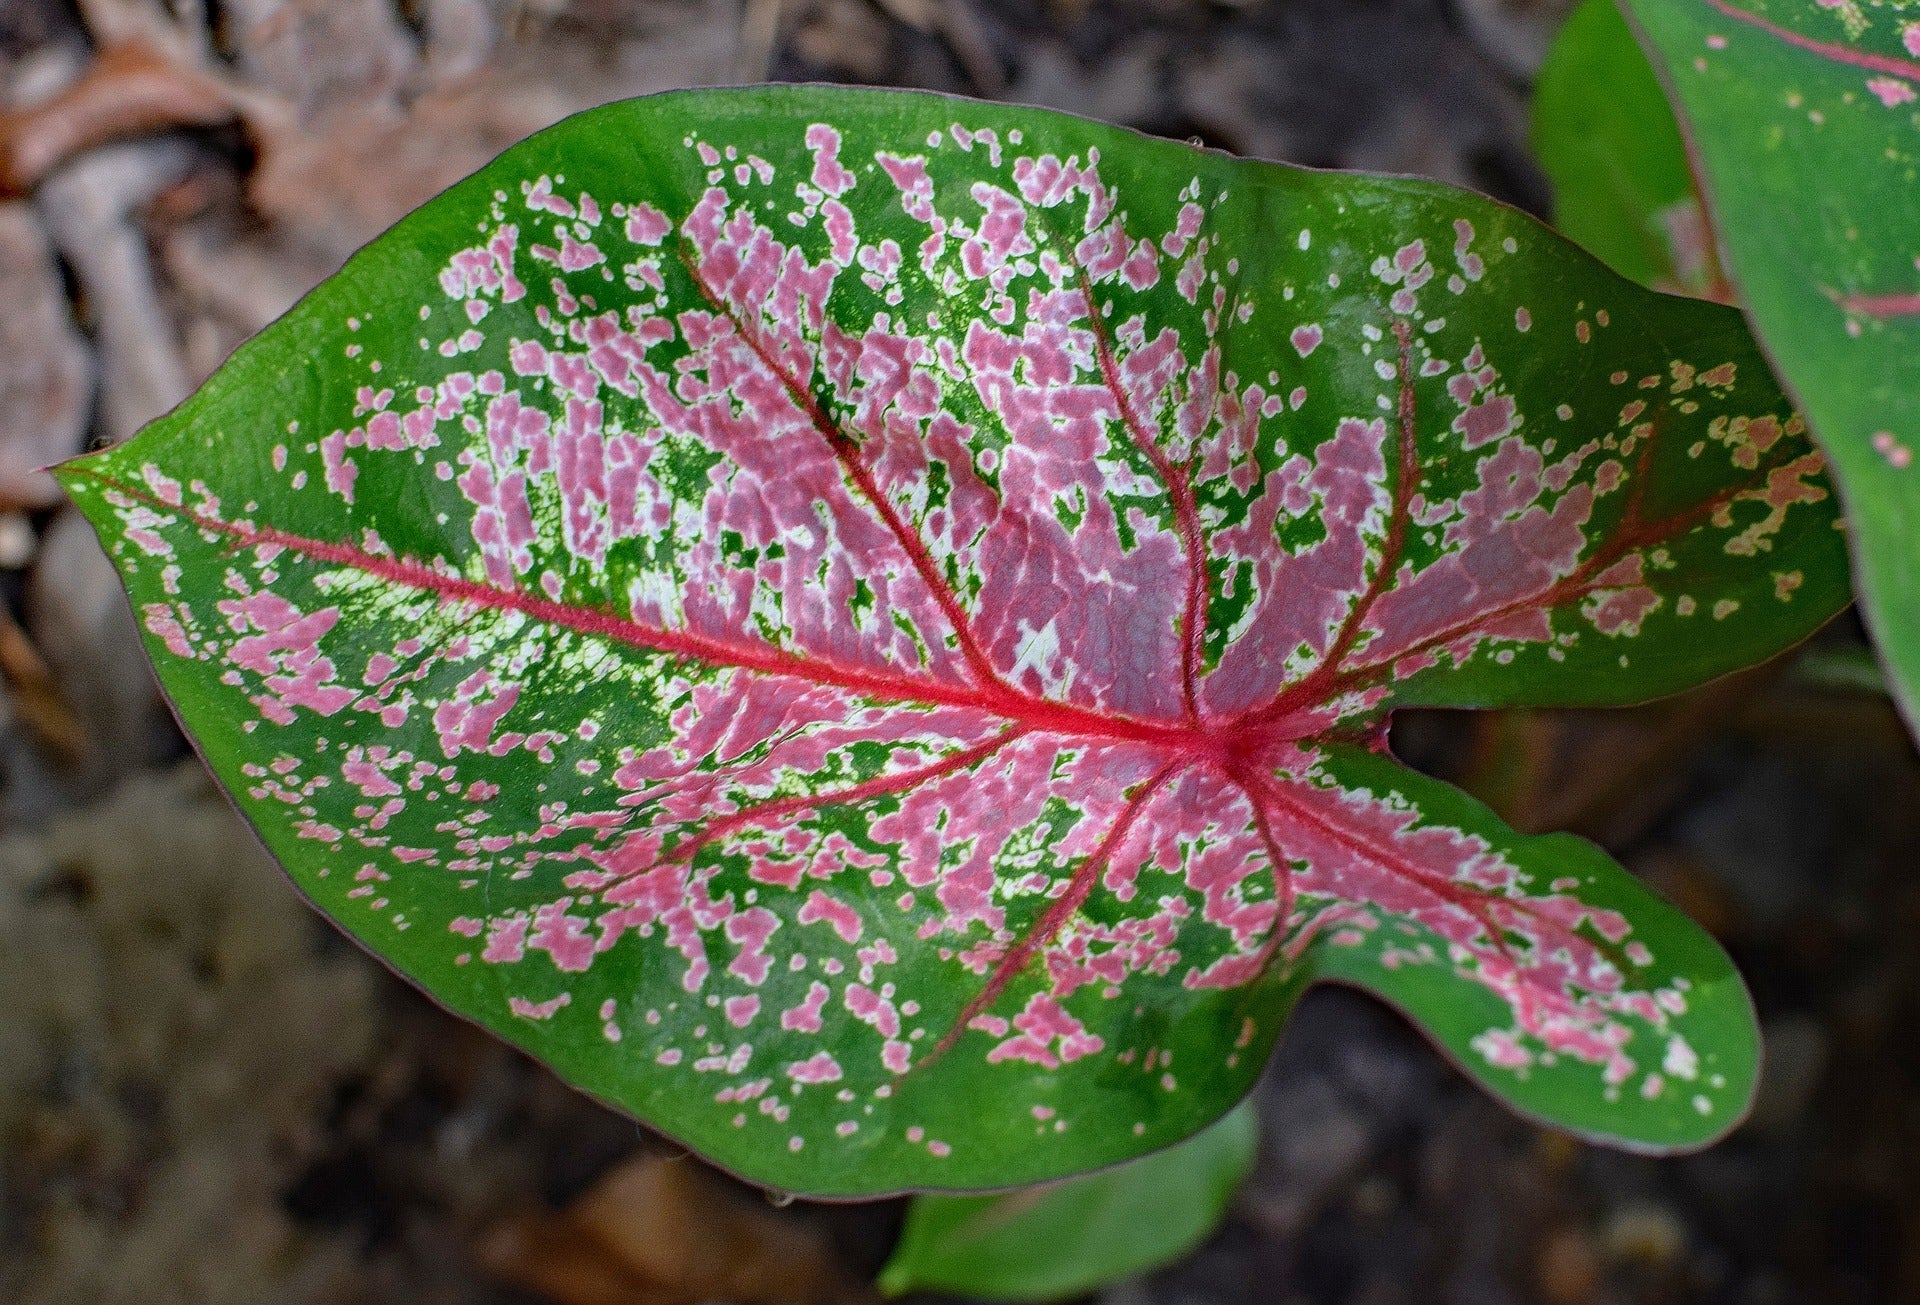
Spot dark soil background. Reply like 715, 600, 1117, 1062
2, 2, 1918, 1303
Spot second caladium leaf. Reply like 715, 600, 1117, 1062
60, 86, 1845, 1197
1533, 0, 1728, 299
1618, 0, 1920, 736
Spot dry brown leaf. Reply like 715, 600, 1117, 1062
0, 43, 234, 196
221, 0, 415, 116
790, 0, 896, 82
246, 25, 737, 265
1457, 664, 1777, 845
26, 508, 167, 783
479, 1152, 854, 1305
37, 138, 196, 443
0, 602, 87, 767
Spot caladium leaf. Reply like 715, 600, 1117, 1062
878, 1101, 1259, 1301
1618, 0, 1920, 736
59, 86, 1845, 1197
1533, 0, 1728, 299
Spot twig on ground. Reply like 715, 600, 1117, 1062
37, 138, 197, 443
0, 43, 235, 197
0, 602, 88, 767
739, 0, 786, 83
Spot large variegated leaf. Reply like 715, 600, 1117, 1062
59, 86, 1846, 1197
1619, 0, 1920, 736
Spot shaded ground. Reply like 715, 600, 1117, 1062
3, 2, 1918, 1302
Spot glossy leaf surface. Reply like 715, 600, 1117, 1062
60, 86, 1847, 1196
1620, 0, 1920, 734
878, 1101, 1258, 1301
1533, 0, 1726, 298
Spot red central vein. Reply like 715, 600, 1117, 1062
1075, 272, 1212, 726
676, 248, 1010, 694
1241, 414, 1810, 728
667, 726, 1027, 862
1246, 765, 1655, 987
1224, 764, 1297, 978
925, 758, 1183, 1065
1835, 289, 1920, 320
1242, 769, 1524, 968
73, 468, 1203, 752
1326, 454, 1785, 696
1701, 0, 1920, 80
1272, 319, 1422, 716
1618, 410, 1663, 531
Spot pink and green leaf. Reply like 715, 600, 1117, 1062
1618, 0, 1920, 735
58, 86, 1845, 1196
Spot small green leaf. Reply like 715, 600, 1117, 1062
1619, 0, 1920, 738
878, 1101, 1259, 1301
1792, 641, 1888, 695
1533, 0, 1727, 298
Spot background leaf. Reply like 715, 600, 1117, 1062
58, 85, 1845, 1195
877, 1101, 1259, 1301
1532, 0, 1728, 299
1618, 0, 1920, 737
